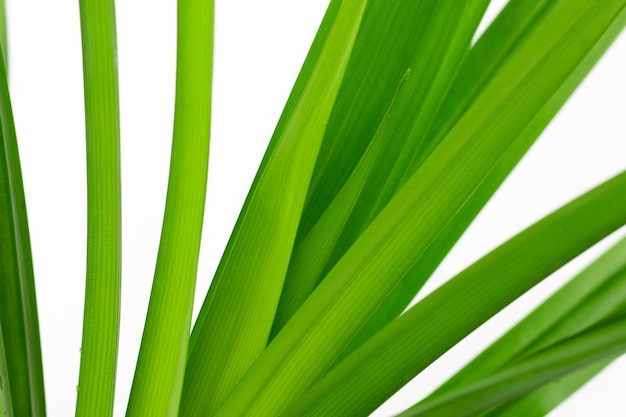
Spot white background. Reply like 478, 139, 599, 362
4, 0, 626, 415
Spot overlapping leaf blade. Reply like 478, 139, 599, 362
272, 0, 491, 337
209, 1, 626, 415
420, 0, 554, 154
342, 0, 626, 359
0, 44, 45, 417
396, 315, 626, 417
299, 0, 451, 239
424, 235, 626, 416
275, 0, 626, 362
0, 0, 621, 415
180, 1, 367, 415
280, 172, 626, 417
482, 361, 612, 417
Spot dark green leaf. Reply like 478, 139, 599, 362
0, 41, 46, 417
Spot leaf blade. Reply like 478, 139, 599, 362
125, 0, 214, 415
280, 171, 626, 417
396, 316, 626, 417
0, 320, 14, 417
75, 1, 122, 415
180, 1, 368, 415
433, 235, 626, 416
0, 39, 46, 417
341, 0, 626, 359
272, 0, 490, 338
212, 2, 626, 414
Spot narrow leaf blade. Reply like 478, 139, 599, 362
397, 317, 626, 417
272, 0, 490, 338
281, 172, 626, 417
431, 235, 626, 416
0, 42, 46, 417
75, 1, 122, 415
0, 321, 14, 417
211, 2, 626, 415
341, 0, 626, 359
181, 2, 368, 415
125, 0, 214, 415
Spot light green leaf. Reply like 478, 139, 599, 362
431, 235, 626, 416
75, 1, 121, 415
299, 0, 451, 239
125, 0, 214, 415
396, 316, 626, 417
272, 0, 490, 338
210, 2, 626, 416
180, 1, 367, 416
280, 172, 626, 417
411, 0, 556, 170
481, 361, 611, 417
340, 0, 626, 359
0, 0, 6, 70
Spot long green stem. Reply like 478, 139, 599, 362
125, 0, 214, 415
75, 1, 121, 416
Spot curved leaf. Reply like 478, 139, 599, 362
280, 171, 626, 417
396, 317, 626, 417
211, 2, 626, 415
125, 0, 214, 415
180, 1, 367, 415
75, 1, 121, 415
272, 0, 490, 337
0, 41, 45, 417
340, 0, 626, 359
433, 235, 626, 416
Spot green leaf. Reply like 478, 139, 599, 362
396, 316, 626, 417
409, 0, 556, 173
299, 0, 452, 240
0, 43, 46, 417
481, 361, 611, 417
75, 1, 121, 415
180, 2, 367, 415
272, 0, 490, 338
125, 0, 214, 415
279, 171, 626, 417
0, 321, 14, 417
210, 2, 626, 416
340, 0, 626, 360
430, 235, 626, 416
0, 0, 6, 70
